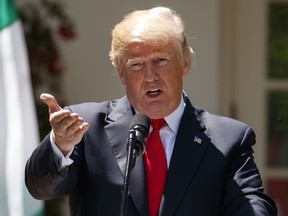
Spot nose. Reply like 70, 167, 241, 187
144, 63, 158, 82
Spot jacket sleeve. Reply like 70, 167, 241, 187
25, 133, 83, 200
223, 127, 278, 216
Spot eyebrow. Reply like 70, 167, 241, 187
126, 52, 171, 65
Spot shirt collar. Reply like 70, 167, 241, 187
164, 95, 185, 134
132, 94, 185, 134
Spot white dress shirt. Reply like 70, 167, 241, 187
157, 96, 184, 167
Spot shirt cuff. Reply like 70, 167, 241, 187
50, 131, 74, 170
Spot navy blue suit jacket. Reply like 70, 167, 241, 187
25, 95, 277, 215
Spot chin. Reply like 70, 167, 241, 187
145, 108, 167, 119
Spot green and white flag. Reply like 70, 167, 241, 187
0, 0, 44, 215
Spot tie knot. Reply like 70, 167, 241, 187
150, 118, 166, 130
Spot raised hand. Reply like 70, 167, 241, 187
40, 93, 89, 155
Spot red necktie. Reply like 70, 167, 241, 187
144, 118, 167, 216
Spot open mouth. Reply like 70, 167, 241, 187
147, 89, 162, 97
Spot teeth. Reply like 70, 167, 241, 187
148, 89, 160, 96
149, 89, 159, 92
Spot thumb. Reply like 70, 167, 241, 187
40, 93, 62, 113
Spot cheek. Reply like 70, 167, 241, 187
122, 74, 140, 91
166, 71, 184, 91
119, 69, 145, 92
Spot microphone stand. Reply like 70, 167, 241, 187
119, 130, 138, 216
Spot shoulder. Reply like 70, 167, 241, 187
184, 94, 251, 134
194, 106, 256, 145
201, 109, 249, 131
63, 96, 129, 123
67, 101, 110, 114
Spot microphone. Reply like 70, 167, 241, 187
120, 113, 150, 216
127, 113, 150, 157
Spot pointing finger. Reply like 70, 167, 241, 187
40, 93, 62, 113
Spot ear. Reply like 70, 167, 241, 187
117, 68, 126, 85
182, 48, 192, 76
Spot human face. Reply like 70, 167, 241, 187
117, 42, 191, 119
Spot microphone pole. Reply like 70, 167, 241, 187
120, 114, 149, 216
120, 130, 137, 216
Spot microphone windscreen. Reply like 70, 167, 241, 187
130, 113, 150, 135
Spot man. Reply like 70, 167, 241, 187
25, 6, 277, 216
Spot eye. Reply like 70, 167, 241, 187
130, 62, 144, 71
155, 58, 169, 67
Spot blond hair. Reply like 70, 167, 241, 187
110, 6, 192, 68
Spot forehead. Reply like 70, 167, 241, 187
121, 42, 175, 59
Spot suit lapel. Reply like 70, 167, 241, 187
105, 96, 132, 174
104, 96, 149, 216
160, 98, 210, 216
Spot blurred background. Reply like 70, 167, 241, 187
3, 0, 288, 215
